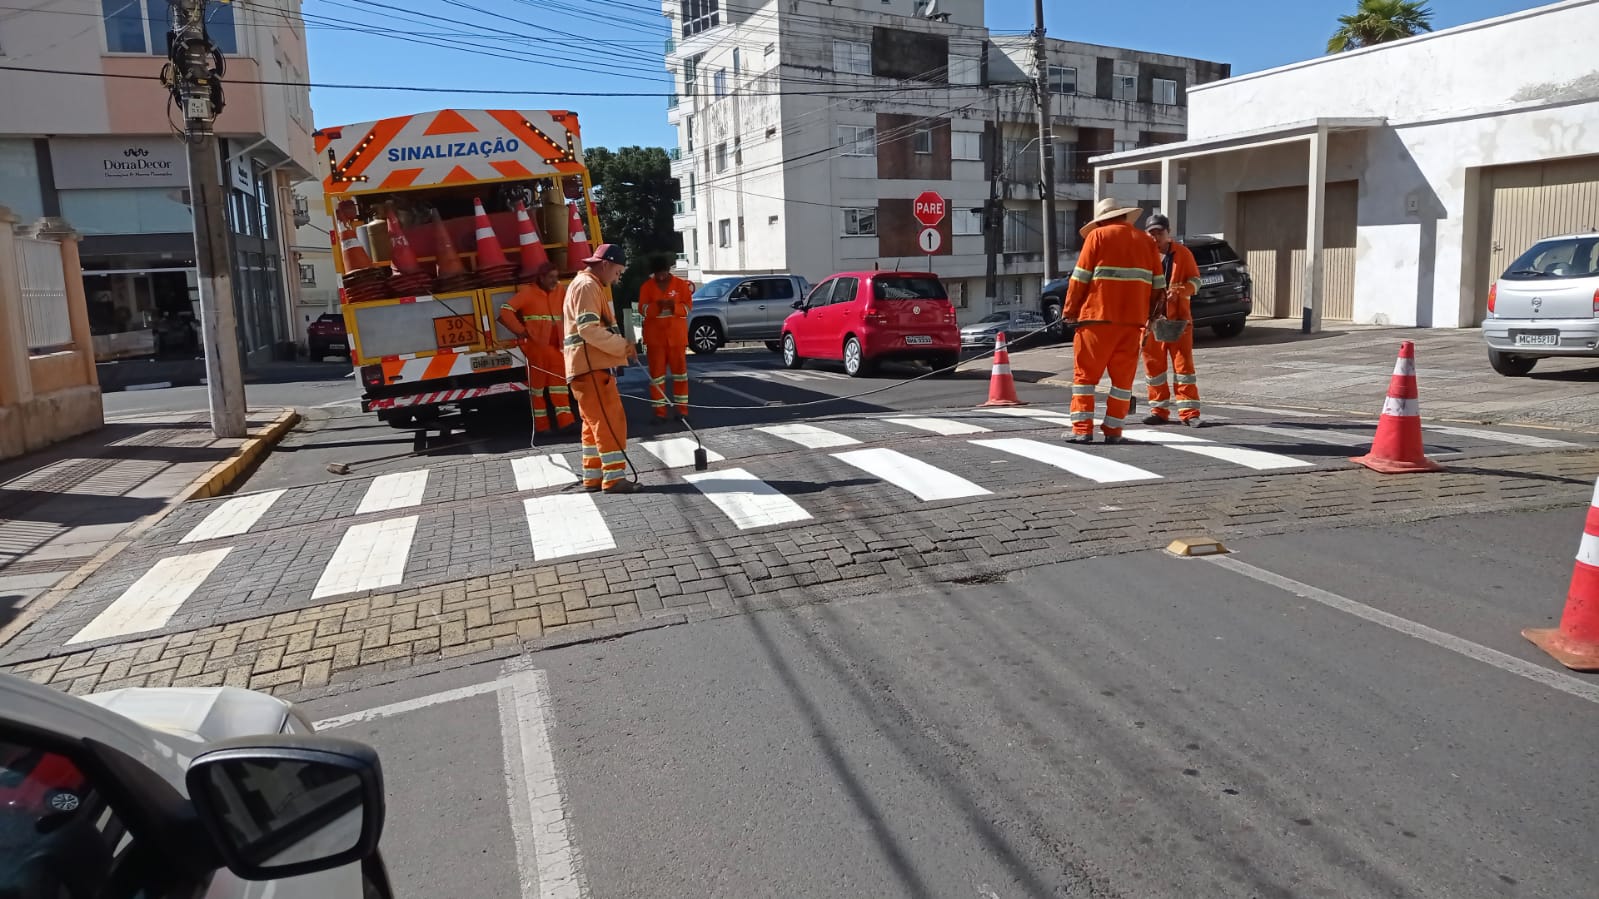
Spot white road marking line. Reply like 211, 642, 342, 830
1209, 555, 1599, 706
500, 668, 587, 899
1223, 423, 1372, 447
972, 437, 1162, 484
756, 423, 861, 449
179, 490, 286, 543
702, 379, 774, 407
1209, 403, 1329, 418
311, 516, 419, 599
1424, 424, 1581, 449
313, 680, 502, 730
355, 469, 430, 515
885, 416, 992, 435
1123, 428, 1314, 471
513, 454, 577, 492
524, 494, 615, 561
984, 406, 1071, 418
639, 437, 726, 469
683, 467, 812, 529
831, 448, 990, 502
68, 548, 231, 644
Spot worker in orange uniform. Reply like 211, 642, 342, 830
563, 243, 639, 494
1140, 214, 1204, 426
637, 258, 695, 424
498, 261, 576, 438
1060, 198, 1166, 444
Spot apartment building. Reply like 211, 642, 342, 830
291, 182, 338, 331
663, 0, 1228, 318
0, 0, 316, 366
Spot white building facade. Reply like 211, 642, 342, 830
1092, 0, 1599, 330
662, 0, 1227, 319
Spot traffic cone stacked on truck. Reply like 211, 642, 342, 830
1351, 340, 1442, 473
337, 222, 374, 272
431, 210, 474, 294
336, 217, 394, 302
513, 202, 551, 279
1522, 475, 1599, 671
979, 332, 1025, 407
471, 197, 517, 288
385, 208, 433, 298
563, 202, 593, 273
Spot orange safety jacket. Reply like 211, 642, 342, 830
562, 269, 630, 378
1063, 222, 1168, 327
498, 282, 566, 355
637, 275, 694, 348
1159, 242, 1203, 322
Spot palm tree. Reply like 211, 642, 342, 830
1327, 0, 1434, 53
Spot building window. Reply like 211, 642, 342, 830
765, 125, 777, 138
1153, 77, 1178, 105
298, 263, 316, 285
714, 69, 727, 97
1053, 210, 1077, 250
949, 54, 980, 85
764, 42, 775, 60
733, 137, 742, 164
686, 116, 694, 151
688, 173, 696, 210
681, 0, 719, 37
102, 0, 235, 56
687, 228, 697, 264
732, 48, 741, 74
1048, 65, 1076, 95
832, 40, 871, 75
1003, 209, 1039, 253
912, 127, 932, 155
1113, 140, 1137, 153
737, 216, 745, 242
1112, 74, 1137, 101
836, 124, 875, 157
952, 207, 983, 236
715, 142, 727, 172
768, 215, 779, 225
951, 131, 983, 161
842, 207, 877, 236
718, 218, 731, 247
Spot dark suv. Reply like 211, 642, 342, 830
1040, 236, 1253, 340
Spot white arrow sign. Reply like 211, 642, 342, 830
918, 227, 942, 254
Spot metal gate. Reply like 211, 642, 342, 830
15, 237, 72, 353
1473, 155, 1599, 325
1236, 181, 1358, 321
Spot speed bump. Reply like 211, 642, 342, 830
1166, 536, 1229, 557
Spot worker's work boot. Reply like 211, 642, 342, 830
651, 415, 670, 427
604, 480, 641, 495
1181, 417, 1202, 428
1103, 434, 1128, 445
1064, 432, 1093, 445
1142, 414, 1169, 426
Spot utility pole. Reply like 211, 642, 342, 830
1033, 0, 1059, 283
983, 92, 1001, 315
165, 0, 246, 437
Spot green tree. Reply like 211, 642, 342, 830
1327, 0, 1433, 53
583, 145, 679, 306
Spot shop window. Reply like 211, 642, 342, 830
299, 263, 316, 285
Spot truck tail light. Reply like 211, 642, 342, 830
361, 364, 385, 388
1487, 282, 1496, 314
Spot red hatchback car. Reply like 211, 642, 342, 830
780, 272, 960, 377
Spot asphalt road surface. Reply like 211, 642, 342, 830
306, 509, 1599, 899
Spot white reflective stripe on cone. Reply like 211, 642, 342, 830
1382, 397, 1420, 417
1392, 356, 1417, 377
1589, 476, 1599, 510
1578, 533, 1599, 567
991, 363, 1011, 375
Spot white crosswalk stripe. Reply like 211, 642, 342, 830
68, 548, 231, 644
831, 448, 991, 501
971, 438, 1162, 483
524, 494, 615, 560
512, 454, 578, 492
885, 416, 992, 435
180, 490, 286, 543
757, 423, 861, 449
312, 516, 419, 599
356, 469, 430, 515
1222, 424, 1372, 447
683, 467, 812, 530
1123, 428, 1313, 471
639, 437, 727, 469
1423, 424, 1580, 449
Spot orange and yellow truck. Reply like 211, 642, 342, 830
314, 108, 602, 426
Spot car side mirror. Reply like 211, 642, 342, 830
186, 736, 386, 882
791, 299, 806, 310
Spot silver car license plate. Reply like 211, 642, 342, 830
1200, 273, 1224, 286
470, 351, 514, 371
905, 335, 933, 345
1512, 331, 1559, 347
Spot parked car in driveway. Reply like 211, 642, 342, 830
686, 274, 812, 355
780, 272, 960, 377
960, 310, 1051, 350
1039, 236, 1253, 340
1482, 232, 1599, 376
307, 313, 350, 361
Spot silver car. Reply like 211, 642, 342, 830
959, 310, 1050, 350
1482, 232, 1599, 376
687, 274, 812, 355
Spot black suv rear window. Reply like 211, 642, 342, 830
1188, 242, 1241, 267
873, 277, 947, 301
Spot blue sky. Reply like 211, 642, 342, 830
304, 0, 1549, 152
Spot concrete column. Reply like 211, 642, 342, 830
1303, 124, 1329, 335
1160, 157, 1178, 233
0, 205, 33, 406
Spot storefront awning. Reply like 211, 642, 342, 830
1087, 117, 1387, 170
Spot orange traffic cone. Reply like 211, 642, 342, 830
471, 197, 516, 287
1351, 340, 1442, 474
1522, 476, 1599, 670
513, 202, 550, 277
386, 208, 421, 275
430, 210, 474, 293
564, 202, 592, 271
979, 331, 1026, 407
337, 223, 373, 271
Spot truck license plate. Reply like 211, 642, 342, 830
471, 352, 513, 372
433, 315, 477, 349
1200, 273, 1224, 286
904, 335, 933, 345
1512, 331, 1559, 347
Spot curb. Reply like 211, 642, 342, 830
0, 408, 302, 650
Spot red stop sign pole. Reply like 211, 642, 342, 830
913, 190, 947, 228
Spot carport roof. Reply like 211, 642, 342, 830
1088, 117, 1387, 170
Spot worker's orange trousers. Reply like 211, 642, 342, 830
569, 371, 628, 491
525, 351, 574, 433
1070, 324, 1142, 437
645, 339, 688, 418
1141, 325, 1200, 422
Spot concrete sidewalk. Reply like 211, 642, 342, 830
0, 407, 297, 636
1022, 321, 1599, 430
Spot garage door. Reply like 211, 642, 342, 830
1236, 181, 1358, 320
1473, 155, 1599, 325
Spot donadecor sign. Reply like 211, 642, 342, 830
49, 138, 187, 190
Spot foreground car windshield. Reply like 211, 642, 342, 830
693, 278, 740, 300
1502, 238, 1599, 280
874, 277, 946, 300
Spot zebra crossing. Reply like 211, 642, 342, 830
58, 411, 1580, 647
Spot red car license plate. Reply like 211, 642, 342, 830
904, 335, 933, 345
